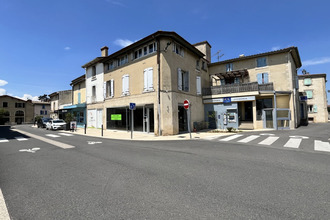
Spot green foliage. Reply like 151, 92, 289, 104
64, 112, 75, 124
34, 115, 43, 122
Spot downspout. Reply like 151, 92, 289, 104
274, 91, 278, 130
156, 37, 162, 136
288, 50, 299, 128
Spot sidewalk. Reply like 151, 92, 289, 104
61, 127, 239, 141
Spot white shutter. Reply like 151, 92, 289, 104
143, 69, 148, 91
125, 75, 129, 94
148, 68, 153, 90
178, 68, 182, 91
196, 76, 201, 95
103, 82, 107, 99
122, 75, 125, 95
110, 79, 114, 97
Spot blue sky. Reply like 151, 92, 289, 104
0, 0, 329, 104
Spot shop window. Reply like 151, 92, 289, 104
256, 98, 273, 120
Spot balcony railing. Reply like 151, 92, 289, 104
202, 82, 274, 96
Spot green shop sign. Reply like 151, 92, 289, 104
111, 114, 122, 121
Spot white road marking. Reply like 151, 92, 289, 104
314, 140, 330, 152
284, 138, 302, 148
219, 135, 243, 142
88, 141, 102, 145
258, 136, 279, 145
15, 136, 28, 141
0, 138, 9, 143
46, 134, 60, 138
203, 136, 220, 140
12, 129, 75, 149
19, 148, 40, 153
260, 133, 275, 136
289, 136, 309, 139
0, 188, 10, 220
238, 135, 260, 143
59, 133, 74, 136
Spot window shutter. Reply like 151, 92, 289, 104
126, 75, 129, 94
196, 76, 201, 95
78, 93, 81, 104
178, 68, 182, 90
313, 105, 317, 112
184, 71, 189, 91
143, 69, 148, 91
122, 76, 126, 95
264, 73, 269, 83
148, 68, 153, 90
110, 79, 114, 97
103, 82, 107, 99
304, 78, 312, 85
306, 90, 313, 99
257, 73, 262, 84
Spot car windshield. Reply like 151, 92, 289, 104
43, 118, 51, 122
53, 120, 65, 123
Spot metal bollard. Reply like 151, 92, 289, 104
84, 123, 86, 134
101, 124, 103, 137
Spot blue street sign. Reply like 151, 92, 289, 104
299, 96, 307, 101
129, 103, 136, 110
223, 97, 231, 103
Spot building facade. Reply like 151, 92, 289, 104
205, 47, 303, 130
0, 95, 34, 125
298, 73, 328, 123
63, 74, 87, 127
32, 101, 51, 119
49, 90, 72, 119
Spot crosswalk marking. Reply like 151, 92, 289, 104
314, 140, 330, 152
238, 135, 260, 143
59, 133, 74, 136
284, 138, 302, 148
219, 135, 243, 142
258, 136, 279, 145
15, 136, 28, 141
46, 134, 60, 138
0, 138, 9, 143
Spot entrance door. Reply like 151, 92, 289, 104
244, 102, 253, 121
263, 109, 274, 129
97, 109, 103, 128
178, 106, 187, 132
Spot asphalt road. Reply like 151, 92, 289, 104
0, 125, 330, 219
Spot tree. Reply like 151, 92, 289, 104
38, 94, 50, 102
0, 108, 9, 125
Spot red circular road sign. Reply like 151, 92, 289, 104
183, 99, 190, 109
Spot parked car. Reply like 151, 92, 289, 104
46, 119, 66, 130
37, 117, 52, 128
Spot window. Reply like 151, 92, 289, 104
196, 60, 200, 70
178, 68, 189, 92
313, 105, 318, 113
202, 61, 206, 70
92, 66, 96, 77
256, 98, 273, 120
144, 68, 154, 92
133, 42, 157, 60
257, 73, 269, 84
42, 104, 45, 109
104, 79, 114, 98
92, 86, 96, 101
304, 78, 312, 86
305, 90, 313, 99
118, 55, 128, 66
196, 76, 201, 95
40, 110, 44, 115
226, 63, 233, 72
15, 103, 25, 108
173, 43, 184, 57
220, 79, 226, 86
45, 110, 47, 115
234, 77, 240, 84
308, 105, 313, 113
257, 57, 267, 67
3, 102, 8, 107
122, 74, 129, 96
107, 61, 115, 71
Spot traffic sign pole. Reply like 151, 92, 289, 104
183, 99, 192, 139
129, 103, 136, 139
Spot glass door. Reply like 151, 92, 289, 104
263, 109, 274, 129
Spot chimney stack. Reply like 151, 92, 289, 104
101, 46, 109, 57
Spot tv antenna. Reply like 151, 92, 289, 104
212, 50, 224, 62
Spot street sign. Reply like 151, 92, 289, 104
299, 96, 307, 101
129, 103, 136, 110
184, 99, 189, 109
223, 97, 231, 103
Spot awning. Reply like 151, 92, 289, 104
214, 69, 249, 79
63, 103, 86, 109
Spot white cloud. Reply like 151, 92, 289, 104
114, 39, 134, 48
0, 88, 6, 95
0, 79, 8, 86
106, 0, 125, 7
302, 57, 330, 66
271, 46, 281, 51
15, 94, 39, 101
64, 46, 71, 51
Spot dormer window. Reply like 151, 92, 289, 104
133, 42, 157, 60
257, 57, 267, 67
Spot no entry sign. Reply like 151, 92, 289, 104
184, 99, 190, 109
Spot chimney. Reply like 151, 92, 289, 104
101, 46, 109, 57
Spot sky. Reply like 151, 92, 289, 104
0, 0, 329, 104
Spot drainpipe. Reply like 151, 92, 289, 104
274, 91, 278, 130
156, 37, 162, 136
288, 50, 299, 128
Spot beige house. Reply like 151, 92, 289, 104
82, 31, 209, 135
32, 101, 51, 119
206, 47, 303, 130
0, 95, 34, 125
49, 90, 72, 119
298, 73, 328, 123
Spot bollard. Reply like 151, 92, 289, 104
101, 124, 103, 137
84, 123, 86, 134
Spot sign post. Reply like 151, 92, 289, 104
184, 99, 192, 139
129, 103, 136, 139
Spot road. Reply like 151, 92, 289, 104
0, 124, 330, 219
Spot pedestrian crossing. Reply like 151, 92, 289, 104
0, 133, 75, 143
204, 134, 330, 153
